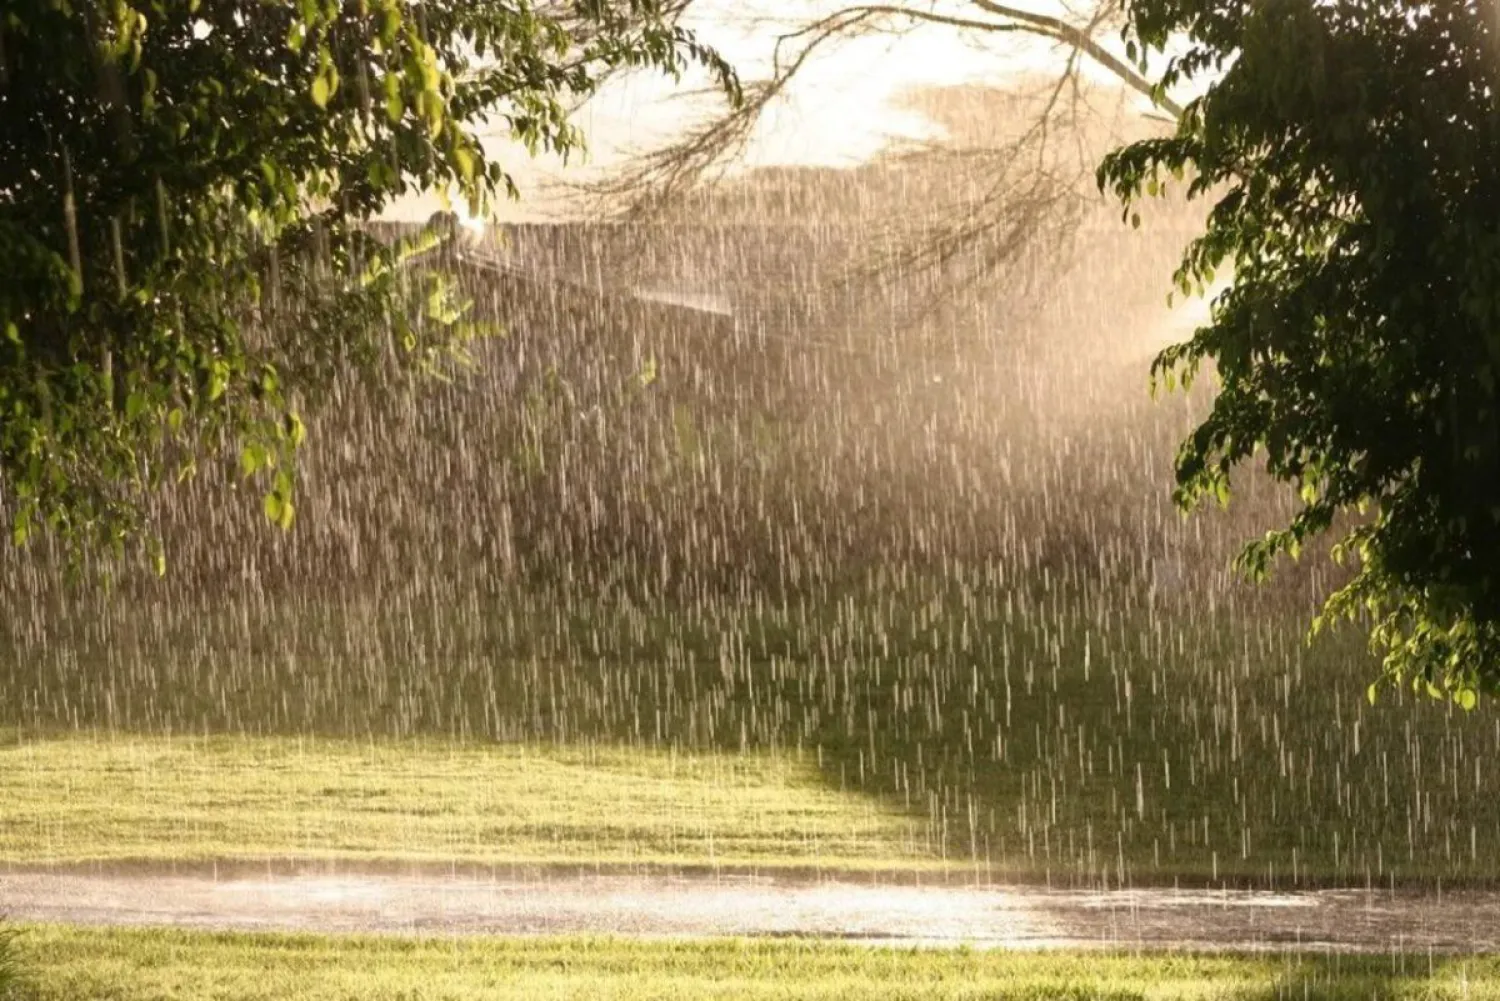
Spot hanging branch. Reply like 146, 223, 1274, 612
574, 0, 1185, 314
589, 0, 1180, 213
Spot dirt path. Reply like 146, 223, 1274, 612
4, 866, 1497, 952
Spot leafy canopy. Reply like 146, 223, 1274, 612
1101, 0, 1500, 701
0, 0, 734, 568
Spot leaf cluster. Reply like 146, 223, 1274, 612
1100, 0, 1500, 699
0, 0, 733, 567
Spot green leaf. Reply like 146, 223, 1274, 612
454, 146, 475, 183
207, 361, 230, 402
426, 285, 448, 319
240, 443, 267, 479
311, 74, 332, 109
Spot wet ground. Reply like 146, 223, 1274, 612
4, 866, 1497, 952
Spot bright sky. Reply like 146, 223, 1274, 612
384, 0, 1155, 221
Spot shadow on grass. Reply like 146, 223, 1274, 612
1244, 953, 1491, 1001
0, 922, 27, 1001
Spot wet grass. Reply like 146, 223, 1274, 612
11, 925, 1500, 1000
0, 734, 935, 871
0, 923, 21, 1001
4, 579, 1500, 886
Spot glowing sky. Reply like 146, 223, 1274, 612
383, 0, 1150, 221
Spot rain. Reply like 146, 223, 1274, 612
2, 8, 1498, 960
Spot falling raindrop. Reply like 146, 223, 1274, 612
0, 81, 1495, 908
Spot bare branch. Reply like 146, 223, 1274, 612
968, 0, 1182, 117
566, 0, 1187, 344
777, 3, 1028, 38
585, 0, 1177, 218
582, 6, 881, 214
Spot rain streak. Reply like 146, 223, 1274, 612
2, 86, 1496, 900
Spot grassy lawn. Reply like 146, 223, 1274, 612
12, 926, 1499, 1001
5, 587, 1500, 886
0, 734, 935, 871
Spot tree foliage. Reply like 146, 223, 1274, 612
0, 0, 733, 567
1100, 0, 1500, 699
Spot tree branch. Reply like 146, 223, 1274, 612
968, 0, 1183, 117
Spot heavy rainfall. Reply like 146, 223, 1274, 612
2, 1, 1499, 972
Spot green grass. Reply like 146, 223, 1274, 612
0, 733, 936, 870
5, 584, 1500, 886
10, 926, 1499, 1001
0, 924, 21, 1001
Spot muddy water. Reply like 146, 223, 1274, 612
4, 868, 1496, 952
